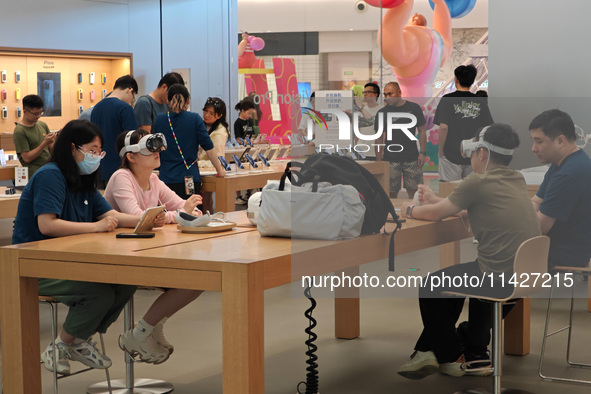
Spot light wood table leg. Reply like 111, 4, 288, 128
439, 241, 461, 269
504, 298, 530, 356
0, 249, 41, 394
334, 266, 360, 339
222, 263, 264, 394
216, 180, 235, 213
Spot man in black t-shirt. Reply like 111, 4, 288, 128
375, 82, 427, 199
434, 65, 493, 181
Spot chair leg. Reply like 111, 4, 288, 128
539, 274, 591, 384
492, 302, 502, 394
39, 300, 60, 394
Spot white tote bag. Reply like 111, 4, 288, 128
257, 175, 365, 240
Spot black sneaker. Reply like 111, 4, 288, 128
464, 350, 492, 376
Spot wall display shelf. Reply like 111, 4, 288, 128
0, 47, 132, 150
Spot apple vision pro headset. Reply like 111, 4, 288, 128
460, 126, 514, 159
119, 130, 167, 158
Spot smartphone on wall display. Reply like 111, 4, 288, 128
244, 153, 258, 168
102, 89, 107, 99
231, 154, 244, 169
258, 152, 271, 167
89, 72, 95, 84
15, 71, 20, 83
78, 89, 83, 101
2, 107, 7, 119
16, 106, 21, 117
1, 90, 6, 100
15, 88, 20, 100
79, 106, 84, 115
77, 73, 83, 83
101, 73, 107, 84
1, 71, 6, 83
90, 90, 95, 101
218, 156, 231, 171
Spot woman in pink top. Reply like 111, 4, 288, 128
104, 129, 203, 364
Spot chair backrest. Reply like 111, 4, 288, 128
510, 235, 550, 299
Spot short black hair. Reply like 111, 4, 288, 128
50, 120, 104, 192
476, 123, 520, 166
113, 75, 138, 93
22, 94, 44, 109
158, 72, 184, 88
235, 99, 255, 112
454, 65, 477, 88
364, 82, 380, 97
529, 109, 576, 142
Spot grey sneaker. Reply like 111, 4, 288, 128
41, 341, 71, 375
65, 338, 112, 369
397, 350, 439, 380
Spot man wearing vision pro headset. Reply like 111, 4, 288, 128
397, 124, 540, 379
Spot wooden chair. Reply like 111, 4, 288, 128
538, 262, 591, 385
444, 235, 550, 394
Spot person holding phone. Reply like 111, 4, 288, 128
104, 128, 204, 364
12, 120, 148, 375
198, 97, 230, 212
154, 84, 225, 200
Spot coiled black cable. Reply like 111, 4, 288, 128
296, 280, 319, 394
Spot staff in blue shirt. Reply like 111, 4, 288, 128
12, 120, 158, 376
154, 83, 226, 200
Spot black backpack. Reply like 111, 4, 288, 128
286, 153, 402, 271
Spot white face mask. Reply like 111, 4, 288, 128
77, 150, 102, 175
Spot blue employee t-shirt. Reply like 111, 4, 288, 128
154, 111, 214, 184
12, 163, 113, 245
90, 97, 138, 182
537, 149, 591, 267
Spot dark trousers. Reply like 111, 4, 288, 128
167, 182, 202, 201
414, 261, 513, 363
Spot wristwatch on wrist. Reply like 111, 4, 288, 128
406, 205, 415, 218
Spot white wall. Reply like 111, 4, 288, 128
489, 0, 591, 169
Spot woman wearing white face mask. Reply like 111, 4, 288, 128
12, 120, 149, 376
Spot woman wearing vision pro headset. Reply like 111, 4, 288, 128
397, 124, 541, 380
103, 128, 205, 364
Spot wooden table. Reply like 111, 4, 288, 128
1, 207, 488, 393
201, 160, 390, 213
0, 163, 18, 181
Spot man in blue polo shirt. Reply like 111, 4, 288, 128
91, 75, 138, 186
530, 109, 591, 268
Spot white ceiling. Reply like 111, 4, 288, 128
238, 0, 489, 33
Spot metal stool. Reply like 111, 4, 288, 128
539, 264, 591, 385
87, 289, 173, 394
38, 296, 112, 394
444, 236, 550, 394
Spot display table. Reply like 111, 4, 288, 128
201, 160, 390, 213
0, 207, 539, 393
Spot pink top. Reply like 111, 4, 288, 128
104, 169, 186, 224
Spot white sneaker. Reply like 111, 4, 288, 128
119, 329, 170, 364
65, 338, 112, 369
152, 324, 174, 354
439, 354, 466, 377
397, 350, 439, 380
41, 342, 71, 375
